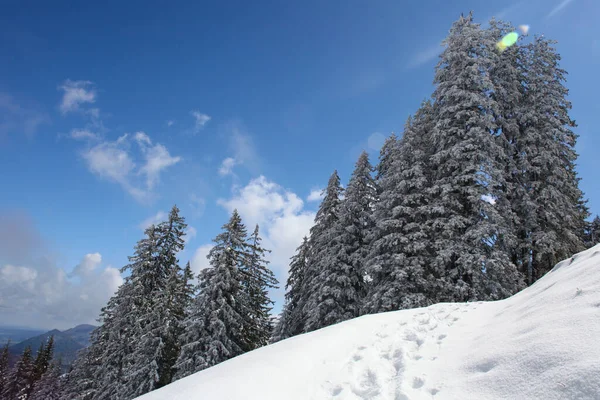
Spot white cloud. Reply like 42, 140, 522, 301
184, 226, 197, 244
0, 256, 123, 330
218, 176, 315, 285
407, 43, 444, 68
219, 157, 237, 176
58, 80, 96, 114
190, 244, 213, 275
70, 253, 102, 277
139, 211, 168, 230
367, 132, 386, 152
81, 132, 181, 203
546, 0, 576, 18
167, 120, 175, 127
70, 129, 98, 141
0, 92, 49, 139
307, 188, 324, 202
190, 111, 211, 133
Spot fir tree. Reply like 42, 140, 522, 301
120, 205, 188, 398
2, 345, 35, 400
173, 210, 250, 380
428, 12, 521, 302
241, 225, 278, 351
0, 341, 10, 395
517, 35, 588, 283
306, 153, 376, 329
280, 236, 311, 338
302, 171, 344, 332
375, 134, 398, 184
587, 216, 600, 247
29, 360, 62, 400
365, 101, 439, 314
32, 335, 54, 384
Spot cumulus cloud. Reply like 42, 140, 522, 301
307, 188, 324, 202
190, 244, 213, 275
0, 92, 49, 139
70, 253, 102, 277
0, 212, 123, 330
58, 80, 96, 114
218, 176, 315, 287
219, 157, 237, 176
80, 132, 181, 203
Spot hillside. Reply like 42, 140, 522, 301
8, 324, 95, 367
137, 244, 600, 400
63, 324, 96, 347
0, 327, 45, 346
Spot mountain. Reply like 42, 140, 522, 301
7, 324, 96, 370
136, 244, 600, 400
9, 329, 85, 366
63, 324, 96, 347
0, 327, 45, 346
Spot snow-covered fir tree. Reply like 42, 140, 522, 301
2, 345, 34, 399
32, 335, 54, 385
302, 171, 344, 332
516, 35, 588, 284
120, 205, 189, 398
29, 360, 62, 400
173, 210, 250, 380
427, 12, 521, 302
305, 153, 377, 330
364, 102, 437, 314
276, 236, 311, 339
375, 134, 398, 185
586, 216, 600, 247
241, 225, 278, 351
0, 341, 10, 395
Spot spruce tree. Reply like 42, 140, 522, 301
302, 171, 344, 332
306, 153, 376, 330
364, 102, 436, 314
375, 134, 398, 185
517, 35, 588, 283
280, 236, 310, 338
33, 335, 54, 384
29, 360, 62, 400
0, 341, 10, 395
428, 12, 521, 302
241, 225, 278, 351
174, 210, 250, 380
587, 216, 600, 247
120, 205, 188, 398
2, 345, 35, 399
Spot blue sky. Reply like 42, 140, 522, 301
1, 0, 598, 329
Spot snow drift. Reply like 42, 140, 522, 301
137, 245, 600, 400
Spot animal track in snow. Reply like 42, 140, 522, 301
412, 377, 425, 389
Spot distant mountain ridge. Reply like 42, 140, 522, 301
6, 324, 96, 368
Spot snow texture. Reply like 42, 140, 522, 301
136, 244, 600, 400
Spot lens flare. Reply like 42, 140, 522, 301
497, 32, 519, 52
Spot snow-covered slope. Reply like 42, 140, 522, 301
137, 245, 600, 400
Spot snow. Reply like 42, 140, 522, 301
136, 245, 600, 400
